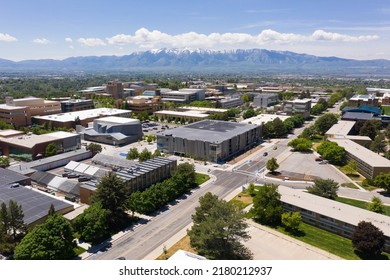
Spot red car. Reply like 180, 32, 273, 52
315, 157, 323, 161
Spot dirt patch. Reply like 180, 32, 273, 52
155, 235, 196, 260
266, 171, 317, 182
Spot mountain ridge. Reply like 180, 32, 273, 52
1, 48, 390, 75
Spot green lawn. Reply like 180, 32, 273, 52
336, 196, 390, 216
276, 222, 390, 260
195, 173, 210, 185
382, 106, 390, 115
73, 246, 86, 256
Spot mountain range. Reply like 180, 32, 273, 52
1, 48, 390, 75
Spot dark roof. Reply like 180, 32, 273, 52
31, 170, 55, 185
0, 184, 73, 225
0, 168, 30, 185
341, 112, 375, 121
158, 120, 259, 143
342, 106, 382, 116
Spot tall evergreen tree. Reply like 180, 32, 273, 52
188, 193, 252, 260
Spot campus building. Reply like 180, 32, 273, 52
253, 93, 279, 108
5, 96, 62, 116
324, 120, 372, 146
78, 155, 177, 204
157, 120, 261, 162
279, 185, 390, 253
161, 89, 205, 103
348, 94, 379, 107
329, 138, 390, 179
282, 99, 312, 118
0, 131, 81, 161
0, 104, 31, 127
33, 108, 132, 128
0, 168, 73, 227
60, 99, 95, 112
125, 96, 163, 114
83, 116, 143, 146
216, 97, 243, 108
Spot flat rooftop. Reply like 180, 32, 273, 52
155, 110, 208, 118
0, 129, 24, 137
0, 184, 73, 225
179, 106, 228, 113
158, 120, 258, 143
241, 114, 289, 126
95, 116, 140, 124
0, 104, 28, 110
0, 131, 78, 148
279, 185, 390, 237
33, 108, 132, 123
325, 120, 355, 136
329, 138, 390, 167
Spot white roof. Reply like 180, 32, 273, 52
155, 110, 208, 118
179, 106, 227, 113
325, 121, 355, 137
33, 108, 132, 123
241, 114, 289, 125
279, 185, 390, 237
64, 161, 79, 170
95, 116, 139, 124
46, 131, 77, 139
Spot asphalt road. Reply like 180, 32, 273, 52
91, 170, 250, 260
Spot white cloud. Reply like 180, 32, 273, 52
0, 33, 17, 42
106, 28, 379, 49
32, 38, 50, 44
311, 30, 379, 42
77, 38, 106, 47
65, 37, 73, 43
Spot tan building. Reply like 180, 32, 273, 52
5, 96, 61, 116
125, 96, 163, 114
106, 80, 123, 99
0, 104, 31, 127
329, 138, 390, 179
348, 94, 379, 107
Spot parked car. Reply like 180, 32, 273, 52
78, 176, 92, 182
263, 152, 268, 156
67, 173, 79, 178
315, 157, 323, 161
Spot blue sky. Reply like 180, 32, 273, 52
1, 0, 390, 61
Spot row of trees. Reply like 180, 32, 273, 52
262, 114, 306, 139
127, 163, 196, 215
126, 147, 161, 161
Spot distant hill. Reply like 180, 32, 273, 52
1, 48, 390, 75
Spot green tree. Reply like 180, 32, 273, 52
266, 157, 279, 174
91, 172, 128, 226
7, 200, 26, 241
281, 212, 302, 232
153, 149, 161, 157
310, 103, 325, 115
288, 138, 312, 152
316, 141, 346, 165
188, 192, 252, 260
249, 184, 282, 226
14, 214, 76, 260
262, 121, 275, 139
241, 93, 254, 103
243, 107, 255, 119
126, 147, 139, 160
48, 204, 56, 217
300, 126, 316, 139
352, 221, 385, 259
138, 148, 152, 162
307, 178, 339, 200
373, 173, 390, 193
369, 133, 386, 154
72, 203, 110, 244
368, 196, 384, 214
273, 117, 287, 138
86, 143, 102, 156
314, 113, 338, 135
359, 120, 382, 140
344, 159, 357, 175
45, 143, 58, 157
0, 156, 10, 168
147, 134, 154, 144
